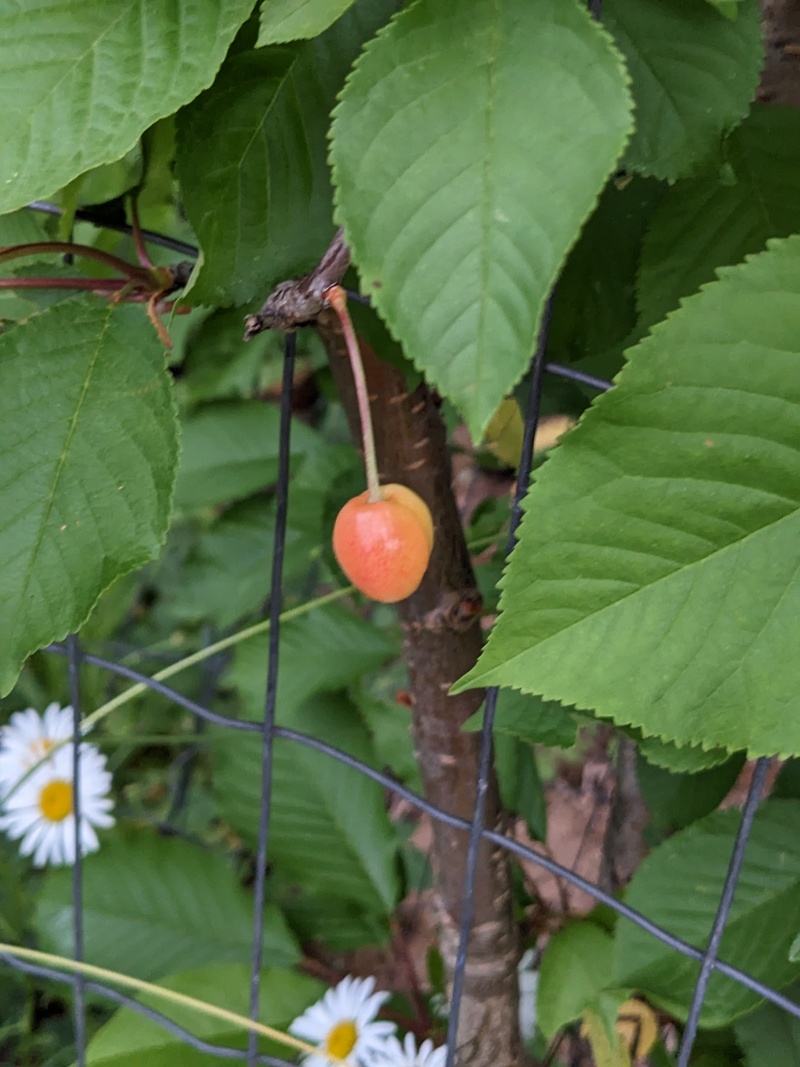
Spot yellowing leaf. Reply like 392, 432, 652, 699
484, 400, 575, 469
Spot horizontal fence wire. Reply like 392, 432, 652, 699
21, 636, 800, 1018
9, 199, 795, 1067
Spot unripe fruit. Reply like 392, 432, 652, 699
333, 483, 434, 603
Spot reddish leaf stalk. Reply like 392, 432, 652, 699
0, 241, 153, 283
0, 277, 126, 291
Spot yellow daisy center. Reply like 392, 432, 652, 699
38, 779, 74, 822
325, 1020, 358, 1059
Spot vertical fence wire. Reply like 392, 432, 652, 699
67, 633, 86, 1067
247, 330, 297, 1065
676, 757, 772, 1066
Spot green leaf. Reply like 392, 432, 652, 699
636, 750, 745, 837
538, 922, 615, 1038
68, 146, 144, 210
257, 0, 358, 43
463, 689, 579, 750
494, 733, 546, 841
775, 760, 800, 800
157, 498, 319, 628
181, 308, 284, 404
604, 0, 762, 180
177, 0, 398, 307
0, 1, 255, 215
548, 177, 665, 365
85, 964, 323, 1066
734, 982, 800, 1067
0, 301, 178, 696
211, 692, 401, 914
277, 884, 393, 951
638, 106, 800, 327
636, 734, 738, 773
174, 400, 316, 512
612, 800, 800, 1025
457, 236, 800, 757
36, 829, 299, 981
330, 0, 632, 441
705, 0, 741, 17
228, 603, 397, 716
357, 693, 421, 792
0, 208, 51, 246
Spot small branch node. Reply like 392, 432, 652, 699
404, 590, 483, 634
243, 229, 350, 338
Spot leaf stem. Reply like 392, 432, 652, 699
0, 242, 152, 283
324, 285, 382, 502
0, 277, 126, 291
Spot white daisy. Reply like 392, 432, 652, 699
0, 741, 114, 866
289, 975, 397, 1067
0, 703, 76, 792
372, 1033, 447, 1067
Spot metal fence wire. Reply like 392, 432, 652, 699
1, 320, 797, 1067
5, 1, 800, 1043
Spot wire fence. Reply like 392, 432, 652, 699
1, 316, 796, 1066
7, 20, 800, 1042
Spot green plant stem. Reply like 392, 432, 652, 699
81, 585, 354, 732
324, 285, 382, 502
0, 241, 152, 283
0, 586, 354, 808
0, 943, 336, 1061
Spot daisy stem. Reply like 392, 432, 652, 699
0, 943, 345, 1062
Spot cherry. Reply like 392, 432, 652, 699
333, 483, 433, 603
321, 285, 435, 602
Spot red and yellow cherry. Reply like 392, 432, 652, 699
333, 483, 434, 603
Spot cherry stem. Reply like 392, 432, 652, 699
0, 242, 152, 283
324, 284, 382, 502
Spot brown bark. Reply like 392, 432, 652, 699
317, 311, 522, 1067
759, 0, 800, 108
598, 736, 649, 893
